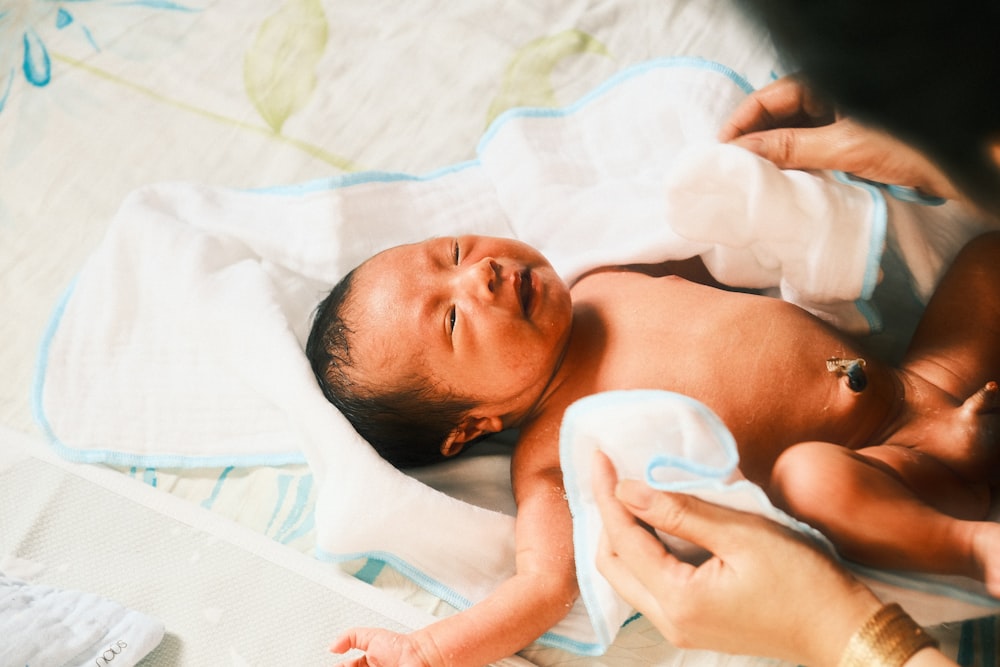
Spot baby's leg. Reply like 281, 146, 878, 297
769, 441, 1000, 597
902, 231, 1000, 398
890, 378, 1000, 483
896, 232, 1000, 480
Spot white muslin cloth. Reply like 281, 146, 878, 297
34, 58, 986, 652
0, 573, 164, 667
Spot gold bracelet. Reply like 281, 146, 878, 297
838, 603, 938, 667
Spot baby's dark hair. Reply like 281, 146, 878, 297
305, 266, 476, 468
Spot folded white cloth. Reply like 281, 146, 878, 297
34, 58, 986, 652
0, 573, 165, 667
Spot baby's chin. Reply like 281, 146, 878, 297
535, 278, 573, 330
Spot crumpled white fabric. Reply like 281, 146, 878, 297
0, 573, 164, 667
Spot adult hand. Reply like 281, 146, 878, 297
592, 450, 882, 667
718, 76, 961, 201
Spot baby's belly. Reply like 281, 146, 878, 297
620, 296, 901, 484
716, 356, 901, 485
585, 274, 906, 486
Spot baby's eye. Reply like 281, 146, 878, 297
453, 240, 461, 265
449, 306, 457, 335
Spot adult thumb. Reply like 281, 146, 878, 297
728, 124, 853, 173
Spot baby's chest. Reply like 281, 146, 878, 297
590, 300, 861, 423
586, 290, 755, 389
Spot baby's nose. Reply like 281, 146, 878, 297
459, 257, 499, 299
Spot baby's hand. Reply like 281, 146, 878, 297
330, 627, 440, 667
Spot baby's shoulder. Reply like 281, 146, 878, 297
570, 269, 694, 313
513, 393, 580, 476
572, 266, 681, 295
571, 256, 720, 290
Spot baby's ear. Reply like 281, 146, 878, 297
441, 415, 504, 457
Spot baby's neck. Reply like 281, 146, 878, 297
515, 306, 601, 429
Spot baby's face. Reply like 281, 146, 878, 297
346, 235, 573, 426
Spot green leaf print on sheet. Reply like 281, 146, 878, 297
244, 0, 329, 134
485, 29, 611, 127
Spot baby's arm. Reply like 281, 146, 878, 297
332, 460, 578, 667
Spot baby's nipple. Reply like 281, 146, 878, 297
826, 357, 868, 392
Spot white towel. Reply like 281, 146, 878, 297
560, 391, 1000, 652
34, 58, 983, 652
0, 572, 164, 667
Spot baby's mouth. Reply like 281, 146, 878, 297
518, 269, 533, 317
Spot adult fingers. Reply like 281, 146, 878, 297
592, 451, 650, 538
593, 453, 688, 634
726, 122, 864, 173
592, 452, 698, 591
728, 119, 961, 200
613, 480, 772, 558
591, 449, 623, 516
718, 76, 831, 142
595, 527, 671, 622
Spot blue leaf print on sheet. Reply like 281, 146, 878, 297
273, 474, 314, 545
22, 27, 50, 85
266, 472, 316, 547
0, 0, 199, 113
118, 0, 198, 9
56, 8, 72, 29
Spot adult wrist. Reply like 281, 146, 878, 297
837, 603, 938, 667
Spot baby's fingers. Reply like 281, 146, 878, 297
330, 627, 377, 655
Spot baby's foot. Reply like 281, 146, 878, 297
957, 381, 1000, 483
890, 375, 1000, 484
915, 381, 1000, 484
963, 380, 1000, 415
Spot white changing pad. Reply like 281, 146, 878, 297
34, 58, 988, 652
